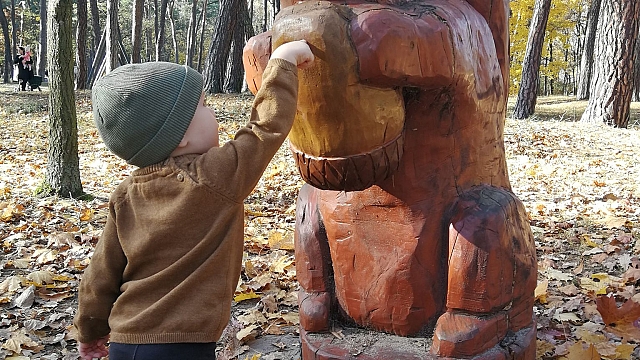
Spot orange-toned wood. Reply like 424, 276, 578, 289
271, 4, 405, 159
243, 0, 536, 358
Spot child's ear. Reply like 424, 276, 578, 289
177, 138, 189, 148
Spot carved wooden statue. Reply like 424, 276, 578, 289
244, 0, 537, 358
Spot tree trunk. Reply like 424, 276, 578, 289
10, 0, 16, 79
76, 0, 87, 89
87, 28, 106, 87
131, 0, 144, 63
202, 0, 238, 93
167, 0, 178, 63
47, 0, 83, 198
196, 0, 207, 72
145, 1, 152, 61
576, 0, 601, 100
10, 0, 16, 58
153, 0, 158, 58
106, 0, 118, 72
155, 0, 168, 61
185, 0, 198, 67
225, 0, 253, 93
581, 0, 640, 128
38, 0, 47, 76
0, 0, 11, 83
90, 0, 100, 52
631, 35, 640, 101
633, 34, 640, 102
512, 0, 552, 119
262, 0, 267, 32
18, 1, 23, 44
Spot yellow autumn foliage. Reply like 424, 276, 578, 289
510, 0, 587, 95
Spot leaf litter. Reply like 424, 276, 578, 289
1, 88, 640, 359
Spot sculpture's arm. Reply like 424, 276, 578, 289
243, 31, 272, 95
352, 0, 504, 98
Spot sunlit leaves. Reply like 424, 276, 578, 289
509, 0, 587, 95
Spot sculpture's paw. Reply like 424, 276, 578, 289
432, 311, 536, 359
299, 290, 331, 332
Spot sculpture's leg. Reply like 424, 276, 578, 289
432, 186, 537, 359
295, 184, 334, 333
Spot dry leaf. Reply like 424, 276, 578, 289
580, 277, 608, 295
263, 323, 284, 335
536, 339, 555, 358
13, 285, 35, 308
270, 255, 294, 273
234, 291, 261, 303
280, 312, 299, 325
26, 270, 54, 286
596, 295, 640, 325
559, 283, 579, 296
79, 208, 94, 221
267, 231, 294, 251
622, 268, 640, 284
613, 343, 636, 360
554, 312, 581, 323
535, 280, 548, 304
261, 294, 278, 313
564, 342, 601, 360
236, 325, 259, 341
0, 276, 24, 293
546, 268, 573, 281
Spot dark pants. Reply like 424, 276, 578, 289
109, 342, 216, 360
19, 78, 29, 91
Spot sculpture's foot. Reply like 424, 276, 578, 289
299, 290, 331, 332
432, 311, 536, 359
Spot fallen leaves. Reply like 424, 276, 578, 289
1, 91, 639, 358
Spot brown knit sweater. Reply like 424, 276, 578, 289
74, 58, 298, 344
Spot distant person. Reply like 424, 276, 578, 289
14, 46, 33, 91
73, 40, 314, 360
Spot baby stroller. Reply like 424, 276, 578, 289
29, 75, 43, 91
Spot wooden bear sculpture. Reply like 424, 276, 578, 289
244, 0, 537, 358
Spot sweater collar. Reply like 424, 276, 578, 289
132, 154, 199, 176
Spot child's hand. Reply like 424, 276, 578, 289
78, 335, 109, 359
271, 40, 315, 69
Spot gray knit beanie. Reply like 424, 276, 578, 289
92, 62, 203, 168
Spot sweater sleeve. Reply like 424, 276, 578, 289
196, 58, 299, 200
74, 199, 127, 343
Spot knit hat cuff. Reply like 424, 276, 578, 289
127, 67, 203, 167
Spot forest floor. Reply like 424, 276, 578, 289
0, 83, 640, 360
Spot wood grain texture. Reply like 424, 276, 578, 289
243, 0, 536, 358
